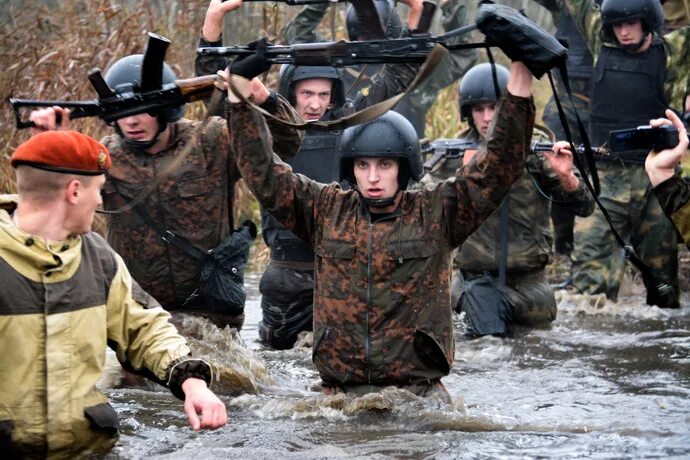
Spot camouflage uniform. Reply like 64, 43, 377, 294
283, 1, 478, 137
653, 174, 690, 249
664, 0, 690, 31
563, 0, 690, 307
227, 92, 535, 393
102, 100, 301, 327
423, 126, 593, 332
0, 196, 212, 458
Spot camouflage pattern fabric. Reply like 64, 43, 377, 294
102, 98, 301, 316
423, 125, 593, 327
664, 0, 690, 31
653, 173, 690, 249
227, 92, 535, 386
572, 162, 680, 307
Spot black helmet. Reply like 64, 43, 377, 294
346, 0, 404, 40
458, 63, 510, 122
600, 0, 664, 42
278, 64, 346, 109
339, 110, 423, 192
104, 54, 184, 124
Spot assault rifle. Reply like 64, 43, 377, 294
422, 138, 610, 173
9, 33, 221, 130
10, 74, 220, 129
197, 23, 480, 67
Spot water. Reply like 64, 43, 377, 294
105, 272, 690, 459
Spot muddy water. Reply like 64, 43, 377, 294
106, 272, 690, 458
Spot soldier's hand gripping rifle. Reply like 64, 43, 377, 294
9, 33, 222, 130
422, 138, 479, 173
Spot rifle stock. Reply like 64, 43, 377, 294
9, 75, 221, 130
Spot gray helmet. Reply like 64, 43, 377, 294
104, 54, 184, 123
600, 0, 664, 42
346, 0, 403, 40
339, 110, 423, 191
278, 64, 346, 109
458, 63, 510, 122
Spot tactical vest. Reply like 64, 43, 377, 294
589, 40, 667, 153
555, 9, 594, 91
262, 128, 342, 263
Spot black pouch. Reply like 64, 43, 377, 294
458, 273, 514, 338
198, 220, 258, 315
476, 1, 567, 78
84, 403, 119, 437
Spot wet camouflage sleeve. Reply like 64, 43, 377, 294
227, 101, 321, 245
437, 92, 536, 248
652, 174, 690, 248
283, 2, 329, 44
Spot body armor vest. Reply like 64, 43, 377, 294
262, 128, 343, 263
590, 40, 667, 154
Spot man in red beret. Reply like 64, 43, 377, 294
0, 130, 227, 457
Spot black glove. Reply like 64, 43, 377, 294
229, 37, 272, 79
476, 2, 567, 78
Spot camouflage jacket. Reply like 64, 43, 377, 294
564, 0, 690, 112
228, 92, 535, 386
423, 126, 593, 273
653, 174, 690, 249
102, 102, 300, 308
0, 196, 209, 456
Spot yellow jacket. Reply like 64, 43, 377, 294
0, 195, 208, 458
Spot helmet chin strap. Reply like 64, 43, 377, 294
620, 32, 650, 53
359, 188, 401, 209
118, 117, 167, 151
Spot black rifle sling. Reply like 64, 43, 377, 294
546, 64, 672, 298
227, 44, 450, 131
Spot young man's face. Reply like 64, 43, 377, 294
68, 174, 106, 234
353, 157, 400, 202
613, 19, 645, 47
294, 78, 333, 121
116, 112, 160, 143
471, 102, 496, 139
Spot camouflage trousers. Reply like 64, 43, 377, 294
571, 162, 680, 307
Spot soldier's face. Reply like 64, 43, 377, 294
294, 79, 333, 121
471, 102, 496, 139
353, 156, 399, 202
116, 112, 160, 143
613, 19, 645, 47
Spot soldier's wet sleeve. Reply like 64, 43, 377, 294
663, 27, 690, 110
265, 93, 304, 160
227, 101, 322, 244
441, 92, 535, 248
283, 3, 329, 44
194, 36, 228, 117
565, 0, 602, 58
105, 253, 193, 384
652, 174, 690, 248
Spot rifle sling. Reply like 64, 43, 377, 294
227, 44, 450, 131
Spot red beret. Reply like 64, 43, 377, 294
11, 131, 111, 176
